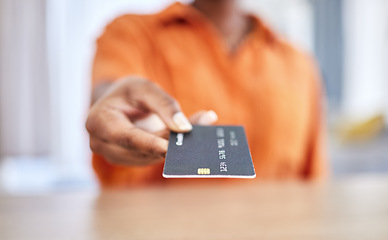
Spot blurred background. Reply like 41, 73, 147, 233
0, 0, 387, 194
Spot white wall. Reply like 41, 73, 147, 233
0, 0, 50, 156
342, 0, 388, 122
241, 0, 314, 52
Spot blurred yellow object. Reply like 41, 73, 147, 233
339, 113, 385, 143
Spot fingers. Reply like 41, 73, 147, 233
133, 113, 167, 133
128, 79, 192, 132
189, 110, 218, 125
86, 77, 197, 166
147, 110, 218, 142
86, 106, 168, 159
154, 128, 170, 140
90, 137, 165, 166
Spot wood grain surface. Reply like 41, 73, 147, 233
1, 175, 388, 240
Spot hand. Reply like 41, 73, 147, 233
86, 77, 217, 166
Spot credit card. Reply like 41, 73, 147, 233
163, 125, 256, 178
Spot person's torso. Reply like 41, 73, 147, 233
136, 5, 316, 180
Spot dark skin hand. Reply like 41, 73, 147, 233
86, 77, 218, 166
86, 0, 251, 166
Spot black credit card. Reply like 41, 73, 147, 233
163, 125, 256, 178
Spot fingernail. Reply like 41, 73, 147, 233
206, 110, 218, 122
198, 110, 218, 125
172, 112, 192, 131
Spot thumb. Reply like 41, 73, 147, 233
134, 80, 192, 132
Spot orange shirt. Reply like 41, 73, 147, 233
91, 3, 328, 186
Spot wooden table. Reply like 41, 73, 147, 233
1, 175, 388, 240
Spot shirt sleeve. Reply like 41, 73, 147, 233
91, 15, 155, 88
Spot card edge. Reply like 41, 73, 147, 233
162, 173, 256, 179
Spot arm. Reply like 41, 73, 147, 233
87, 16, 217, 166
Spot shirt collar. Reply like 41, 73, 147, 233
157, 2, 279, 45
157, 2, 192, 24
